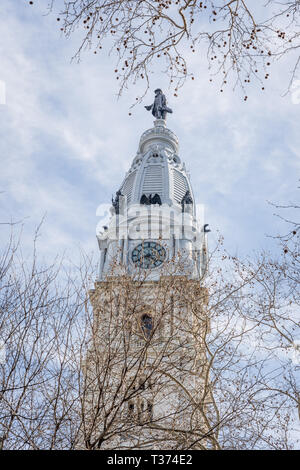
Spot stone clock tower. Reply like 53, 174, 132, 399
97, 116, 207, 280
86, 93, 213, 450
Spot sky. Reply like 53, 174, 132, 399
0, 1, 299, 265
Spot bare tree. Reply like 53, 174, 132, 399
36, 1, 300, 99
209, 249, 299, 449
0, 225, 92, 449
0, 225, 299, 449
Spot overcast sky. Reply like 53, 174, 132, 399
0, 2, 299, 264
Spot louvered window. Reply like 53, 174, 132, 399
121, 171, 136, 203
173, 169, 188, 203
142, 165, 163, 197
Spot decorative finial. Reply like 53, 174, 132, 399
144, 89, 173, 120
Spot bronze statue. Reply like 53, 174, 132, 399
145, 89, 173, 120
181, 190, 193, 212
112, 189, 123, 214
140, 193, 162, 205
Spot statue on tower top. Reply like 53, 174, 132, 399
145, 89, 173, 120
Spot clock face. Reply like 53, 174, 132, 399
131, 242, 166, 269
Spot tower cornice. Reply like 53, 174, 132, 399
138, 119, 179, 154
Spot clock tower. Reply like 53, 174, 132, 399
97, 115, 207, 280
86, 95, 213, 450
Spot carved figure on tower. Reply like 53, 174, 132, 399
112, 189, 123, 214
145, 89, 173, 120
181, 190, 193, 211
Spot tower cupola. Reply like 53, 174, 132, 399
97, 91, 208, 280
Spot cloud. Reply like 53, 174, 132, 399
0, 1, 299, 262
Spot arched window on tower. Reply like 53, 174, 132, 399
141, 314, 153, 339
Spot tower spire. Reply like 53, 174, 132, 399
96, 109, 208, 280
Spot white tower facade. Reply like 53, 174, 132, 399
97, 118, 208, 280
85, 114, 213, 450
